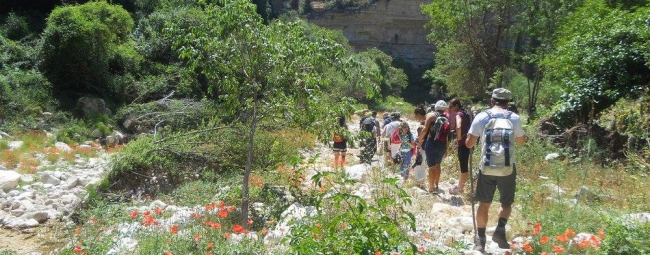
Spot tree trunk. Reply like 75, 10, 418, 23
241, 98, 258, 226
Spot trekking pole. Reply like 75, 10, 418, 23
469, 147, 477, 238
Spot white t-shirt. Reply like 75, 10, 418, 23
383, 120, 402, 139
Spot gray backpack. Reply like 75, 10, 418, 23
480, 110, 515, 176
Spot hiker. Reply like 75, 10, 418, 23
415, 101, 450, 194
465, 88, 526, 252
381, 112, 392, 159
448, 98, 472, 195
332, 116, 348, 169
372, 111, 381, 152
359, 112, 377, 164
412, 125, 427, 188
382, 112, 402, 163
396, 122, 416, 180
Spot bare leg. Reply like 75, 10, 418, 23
341, 152, 346, 167
334, 151, 340, 168
476, 202, 491, 228
498, 204, 512, 220
432, 164, 442, 189
427, 166, 435, 192
458, 172, 469, 192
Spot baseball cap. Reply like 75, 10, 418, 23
492, 88, 512, 100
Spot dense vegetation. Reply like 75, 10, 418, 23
1, 0, 649, 254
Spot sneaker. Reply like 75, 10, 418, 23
492, 229, 510, 249
474, 236, 486, 253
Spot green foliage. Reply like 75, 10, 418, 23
543, 1, 650, 125
106, 121, 304, 194
422, 0, 516, 101
345, 48, 408, 107
0, 36, 55, 126
39, 1, 134, 104
598, 92, 650, 139
2, 12, 30, 41
601, 216, 650, 254
288, 172, 417, 254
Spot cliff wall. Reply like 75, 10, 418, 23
305, 0, 434, 68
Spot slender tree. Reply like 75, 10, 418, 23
174, 0, 351, 225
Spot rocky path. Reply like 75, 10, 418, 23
289, 115, 511, 254
0, 142, 110, 254
0, 116, 513, 254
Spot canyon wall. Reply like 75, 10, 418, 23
305, 0, 434, 68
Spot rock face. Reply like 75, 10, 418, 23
306, 0, 434, 68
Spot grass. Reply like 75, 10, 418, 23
0, 130, 103, 174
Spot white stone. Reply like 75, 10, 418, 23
7, 190, 20, 196
5, 218, 39, 228
24, 211, 49, 223
39, 172, 61, 186
0, 170, 21, 191
54, 142, 72, 152
8, 141, 24, 150
61, 194, 78, 205
64, 177, 79, 189
545, 153, 561, 161
20, 174, 35, 183
149, 200, 168, 209
345, 164, 371, 182
19, 200, 35, 211
541, 183, 565, 195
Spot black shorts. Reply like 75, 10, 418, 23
333, 141, 347, 152
424, 140, 446, 167
475, 164, 517, 206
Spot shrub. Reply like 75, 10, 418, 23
288, 171, 417, 254
601, 216, 650, 255
2, 12, 30, 41
105, 121, 308, 195
39, 1, 134, 105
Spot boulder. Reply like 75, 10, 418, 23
0, 170, 21, 191
55, 142, 72, 153
76, 97, 112, 118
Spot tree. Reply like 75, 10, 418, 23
39, 2, 134, 105
542, 1, 650, 125
422, 0, 518, 101
174, 0, 353, 225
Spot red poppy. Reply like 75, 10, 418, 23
73, 245, 83, 253
232, 224, 244, 234
223, 232, 231, 239
533, 222, 542, 235
164, 251, 173, 255
552, 245, 565, 253
247, 218, 253, 226
154, 207, 163, 214
540, 235, 549, 245
170, 225, 179, 234
130, 211, 138, 219
218, 209, 228, 219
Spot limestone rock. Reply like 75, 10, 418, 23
0, 170, 21, 191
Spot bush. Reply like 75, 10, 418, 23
288, 172, 417, 254
105, 120, 309, 195
39, 1, 134, 105
601, 215, 650, 255
2, 12, 30, 41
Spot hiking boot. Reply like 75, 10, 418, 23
474, 236, 486, 253
492, 229, 510, 249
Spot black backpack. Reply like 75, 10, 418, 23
361, 117, 375, 133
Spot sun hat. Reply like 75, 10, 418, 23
491, 88, 512, 100
434, 100, 448, 111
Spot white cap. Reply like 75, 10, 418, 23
434, 100, 448, 111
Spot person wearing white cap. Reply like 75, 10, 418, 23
465, 88, 526, 252
416, 100, 450, 194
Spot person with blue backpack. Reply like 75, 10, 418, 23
465, 88, 526, 253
